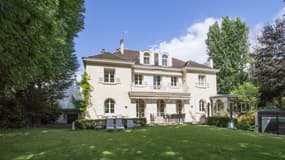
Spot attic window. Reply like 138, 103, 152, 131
162, 55, 168, 66
144, 52, 150, 64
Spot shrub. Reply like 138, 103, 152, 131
236, 110, 255, 131
207, 117, 237, 128
75, 119, 95, 129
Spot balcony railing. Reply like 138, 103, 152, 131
195, 82, 209, 88
98, 77, 121, 85
131, 82, 189, 92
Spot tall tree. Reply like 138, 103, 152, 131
206, 16, 250, 94
0, 0, 84, 127
252, 13, 285, 108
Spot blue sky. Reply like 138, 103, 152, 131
75, 0, 284, 71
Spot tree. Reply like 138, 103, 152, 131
0, 0, 85, 127
206, 16, 250, 94
231, 82, 260, 108
252, 13, 285, 108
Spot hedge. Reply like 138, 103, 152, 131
74, 118, 147, 130
207, 117, 237, 128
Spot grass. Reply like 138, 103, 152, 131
0, 125, 285, 160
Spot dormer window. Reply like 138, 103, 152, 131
162, 55, 168, 66
144, 52, 150, 64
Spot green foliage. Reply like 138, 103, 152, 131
207, 116, 237, 128
0, 0, 85, 127
231, 82, 260, 107
75, 119, 96, 129
206, 16, 250, 94
236, 110, 255, 131
72, 72, 92, 115
252, 10, 285, 108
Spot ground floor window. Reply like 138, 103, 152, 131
157, 100, 165, 116
176, 100, 183, 114
105, 98, 115, 113
199, 99, 206, 112
136, 99, 145, 117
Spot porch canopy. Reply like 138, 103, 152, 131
128, 91, 190, 100
209, 94, 239, 118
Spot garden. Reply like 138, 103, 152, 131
1, 125, 285, 160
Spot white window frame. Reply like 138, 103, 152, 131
136, 99, 145, 118
198, 75, 206, 86
157, 100, 165, 116
134, 74, 143, 85
144, 52, 150, 64
105, 99, 115, 114
199, 100, 205, 112
104, 68, 115, 83
171, 76, 177, 86
162, 55, 168, 66
153, 75, 161, 89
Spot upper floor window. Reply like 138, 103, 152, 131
135, 74, 143, 85
162, 55, 168, 66
199, 99, 205, 112
154, 53, 159, 66
144, 52, 150, 64
153, 75, 161, 89
105, 98, 115, 113
198, 75, 206, 86
171, 76, 177, 86
104, 68, 115, 83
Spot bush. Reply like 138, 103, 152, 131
207, 117, 237, 128
75, 119, 95, 129
236, 110, 255, 131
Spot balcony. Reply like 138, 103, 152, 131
195, 82, 209, 89
130, 82, 189, 93
98, 77, 121, 85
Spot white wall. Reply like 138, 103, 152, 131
86, 64, 132, 119
85, 59, 217, 124
186, 72, 217, 122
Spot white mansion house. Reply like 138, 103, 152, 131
83, 40, 221, 124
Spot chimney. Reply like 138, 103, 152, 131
208, 57, 214, 68
120, 39, 124, 54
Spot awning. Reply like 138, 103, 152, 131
129, 91, 190, 100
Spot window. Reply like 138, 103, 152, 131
153, 75, 161, 89
144, 52, 150, 64
199, 99, 205, 112
157, 100, 165, 116
176, 100, 183, 114
216, 100, 224, 112
171, 76, 177, 86
104, 99, 115, 113
104, 69, 115, 83
134, 74, 143, 85
154, 53, 159, 66
198, 75, 206, 86
162, 55, 168, 66
136, 100, 145, 117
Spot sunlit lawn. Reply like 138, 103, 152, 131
1, 125, 285, 160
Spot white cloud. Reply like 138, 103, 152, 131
150, 17, 221, 64
150, 6, 284, 64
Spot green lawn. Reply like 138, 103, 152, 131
1, 125, 285, 160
